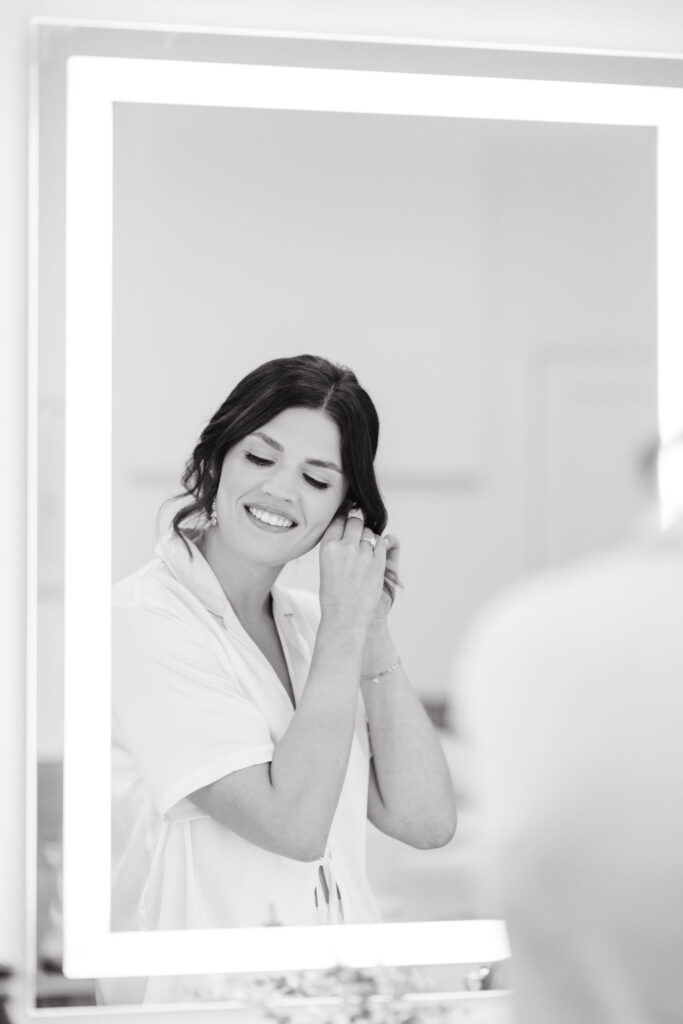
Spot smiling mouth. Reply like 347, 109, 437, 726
244, 505, 297, 530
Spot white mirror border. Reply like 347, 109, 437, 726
40, 46, 683, 983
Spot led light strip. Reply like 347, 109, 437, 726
63, 56, 683, 979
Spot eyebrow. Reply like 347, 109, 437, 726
250, 431, 343, 473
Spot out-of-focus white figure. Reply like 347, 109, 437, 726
454, 505, 683, 1023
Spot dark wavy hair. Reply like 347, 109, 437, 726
170, 354, 388, 542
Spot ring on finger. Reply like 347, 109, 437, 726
360, 533, 377, 550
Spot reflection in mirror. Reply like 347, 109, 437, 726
31, 20, 671, 1016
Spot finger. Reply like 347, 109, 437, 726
342, 507, 365, 543
321, 512, 347, 543
359, 527, 378, 552
382, 533, 401, 569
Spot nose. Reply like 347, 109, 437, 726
261, 463, 298, 503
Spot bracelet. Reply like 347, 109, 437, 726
361, 657, 401, 684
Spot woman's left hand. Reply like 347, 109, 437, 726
370, 533, 401, 628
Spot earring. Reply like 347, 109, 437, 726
210, 498, 218, 527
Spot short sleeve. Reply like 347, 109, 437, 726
112, 601, 275, 819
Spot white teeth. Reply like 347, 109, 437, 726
248, 506, 295, 528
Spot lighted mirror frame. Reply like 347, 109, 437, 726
61, 54, 683, 981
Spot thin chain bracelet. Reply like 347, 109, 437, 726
360, 658, 401, 684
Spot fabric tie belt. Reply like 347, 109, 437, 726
314, 850, 345, 925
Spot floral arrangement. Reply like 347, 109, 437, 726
235, 965, 466, 1023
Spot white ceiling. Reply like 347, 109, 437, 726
18, 0, 683, 56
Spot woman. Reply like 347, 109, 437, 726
108, 354, 456, 997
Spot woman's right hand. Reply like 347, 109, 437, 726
318, 510, 387, 636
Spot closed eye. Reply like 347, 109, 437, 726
304, 474, 330, 490
245, 453, 273, 467
246, 453, 329, 489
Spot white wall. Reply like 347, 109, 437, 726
34, 107, 656, 759
4, 0, 683, 997
106, 111, 654, 695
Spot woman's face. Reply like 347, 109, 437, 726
213, 406, 349, 565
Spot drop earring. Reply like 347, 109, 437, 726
210, 498, 218, 527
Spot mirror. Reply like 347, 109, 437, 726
30, 20, 683, 1015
